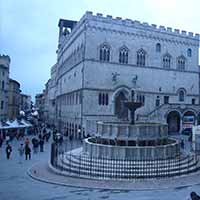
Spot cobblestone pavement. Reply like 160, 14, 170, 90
0, 135, 200, 200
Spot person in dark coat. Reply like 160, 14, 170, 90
25, 145, 31, 160
39, 139, 44, 152
0, 135, 3, 148
38, 133, 42, 140
43, 128, 47, 135
32, 138, 39, 153
6, 143, 12, 159
191, 192, 200, 200
46, 131, 51, 142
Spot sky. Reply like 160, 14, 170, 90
1, 0, 200, 100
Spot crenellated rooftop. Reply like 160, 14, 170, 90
0, 54, 10, 68
82, 11, 199, 40
0, 54, 10, 62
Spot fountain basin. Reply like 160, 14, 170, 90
83, 137, 180, 160
83, 121, 180, 160
96, 122, 168, 141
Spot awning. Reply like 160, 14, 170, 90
0, 119, 32, 130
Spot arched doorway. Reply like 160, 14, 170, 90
115, 91, 129, 120
167, 111, 181, 133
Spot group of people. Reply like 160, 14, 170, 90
18, 142, 31, 162
3, 124, 52, 163
5, 138, 36, 161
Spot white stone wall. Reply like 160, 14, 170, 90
46, 12, 200, 134
83, 61, 199, 115
82, 12, 199, 117
85, 13, 199, 71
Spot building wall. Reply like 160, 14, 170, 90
0, 55, 10, 120
8, 79, 21, 119
20, 94, 32, 112
35, 93, 45, 120
45, 12, 200, 136
44, 64, 57, 125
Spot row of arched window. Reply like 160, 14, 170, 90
156, 89, 194, 105
60, 44, 84, 73
59, 91, 81, 106
156, 43, 192, 58
58, 122, 86, 138
99, 43, 190, 70
131, 91, 145, 104
98, 93, 109, 105
162, 54, 186, 70
156, 91, 190, 107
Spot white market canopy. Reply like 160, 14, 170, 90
0, 121, 10, 130
0, 119, 32, 130
21, 119, 32, 127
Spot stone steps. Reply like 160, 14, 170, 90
58, 161, 199, 179
64, 148, 194, 166
63, 155, 197, 172
55, 152, 199, 179
63, 154, 195, 170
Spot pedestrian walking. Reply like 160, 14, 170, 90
0, 134, 3, 147
181, 139, 184, 149
25, 145, 31, 160
32, 137, 39, 154
6, 143, 12, 159
6, 135, 10, 145
46, 132, 50, 142
38, 133, 42, 140
25, 137, 30, 146
18, 144, 24, 163
43, 128, 47, 135
39, 139, 44, 152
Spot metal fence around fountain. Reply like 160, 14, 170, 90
50, 141, 199, 180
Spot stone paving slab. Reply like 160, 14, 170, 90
28, 161, 200, 191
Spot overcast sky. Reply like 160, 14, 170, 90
1, 0, 200, 100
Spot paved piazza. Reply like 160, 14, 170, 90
1, 136, 200, 200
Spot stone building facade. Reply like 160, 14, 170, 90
8, 79, 21, 119
20, 93, 32, 113
0, 55, 10, 120
45, 11, 200, 137
35, 92, 45, 120
43, 64, 57, 125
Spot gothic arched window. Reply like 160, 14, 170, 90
119, 46, 128, 64
156, 43, 161, 52
137, 49, 146, 66
105, 93, 109, 105
187, 48, 192, 57
98, 93, 102, 105
156, 96, 160, 107
177, 56, 186, 71
99, 43, 110, 62
2, 81, 4, 90
163, 54, 171, 69
98, 93, 109, 106
102, 93, 105, 105
179, 90, 185, 102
